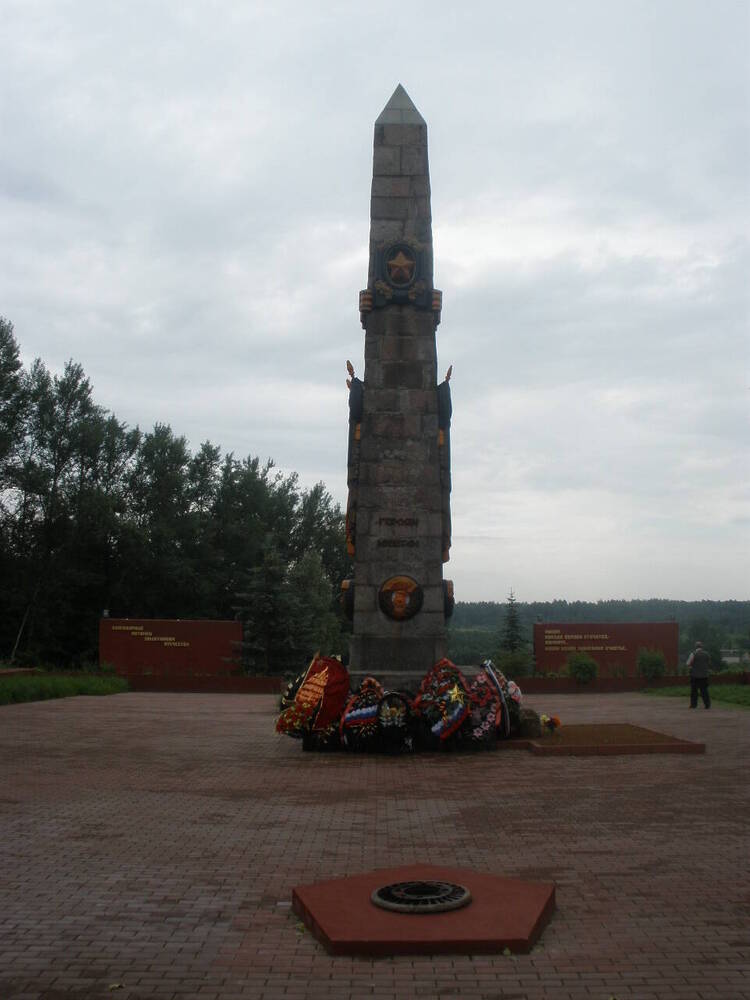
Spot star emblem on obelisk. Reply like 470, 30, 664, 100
386, 249, 416, 285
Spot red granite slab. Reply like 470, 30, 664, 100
292, 863, 555, 956
528, 723, 705, 755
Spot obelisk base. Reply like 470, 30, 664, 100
349, 635, 446, 675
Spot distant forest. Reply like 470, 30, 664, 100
447, 599, 750, 665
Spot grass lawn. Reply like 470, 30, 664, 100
643, 684, 750, 708
0, 672, 129, 706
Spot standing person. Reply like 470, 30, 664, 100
686, 640, 711, 709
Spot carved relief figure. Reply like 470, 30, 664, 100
345, 361, 363, 558
437, 365, 453, 563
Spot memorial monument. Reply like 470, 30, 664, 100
343, 84, 454, 677
277, 90, 529, 755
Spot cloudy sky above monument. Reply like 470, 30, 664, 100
2, 0, 748, 602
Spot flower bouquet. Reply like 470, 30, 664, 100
539, 713, 561, 734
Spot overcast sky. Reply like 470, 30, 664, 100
2, 1, 748, 602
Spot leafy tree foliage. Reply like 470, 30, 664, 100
0, 320, 348, 670
494, 648, 535, 678
566, 652, 598, 684
237, 547, 343, 674
0, 317, 25, 485
637, 648, 666, 680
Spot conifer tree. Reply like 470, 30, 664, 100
499, 589, 525, 652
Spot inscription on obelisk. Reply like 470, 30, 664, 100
345, 85, 453, 675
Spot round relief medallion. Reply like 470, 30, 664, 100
383, 243, 417, 288
378, 575, 423, 621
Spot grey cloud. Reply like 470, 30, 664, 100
2, 0, 748, 601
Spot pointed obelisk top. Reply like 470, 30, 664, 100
375, 84, 426, 126
367, 84, 432, 287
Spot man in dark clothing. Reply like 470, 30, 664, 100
686, 641, 711, 709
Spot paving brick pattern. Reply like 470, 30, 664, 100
1, 692, 748, 1000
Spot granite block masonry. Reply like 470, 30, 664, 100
345, 85, 453, 675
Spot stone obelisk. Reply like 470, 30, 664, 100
345, 85, 453, 677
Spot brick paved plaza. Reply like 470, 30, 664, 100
1, 691, 748, 1000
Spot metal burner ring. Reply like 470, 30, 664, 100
371, 880, 472, 914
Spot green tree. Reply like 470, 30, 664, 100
495, 649, 535, 679
498, 590, 525, 652
0, 322, 349, 667
123, 423, 194, 617
0, 317, 26, 488
237, 546, 344, 675
637, 648, 666, 681
286, 550, 344, 657
52, 409, 140, 663
237, 541, 295, 674
292, 482, 349, 588
5, 358, 103, 661
182, 440, 223, 615
211, 454, 301, 618
567, 652, 598, 684
684, 619, 724, 671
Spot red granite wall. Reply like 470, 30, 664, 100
99, 618, 242, 681
533, 622, 679, 677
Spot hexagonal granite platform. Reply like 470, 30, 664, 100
292, 864, 555, 956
